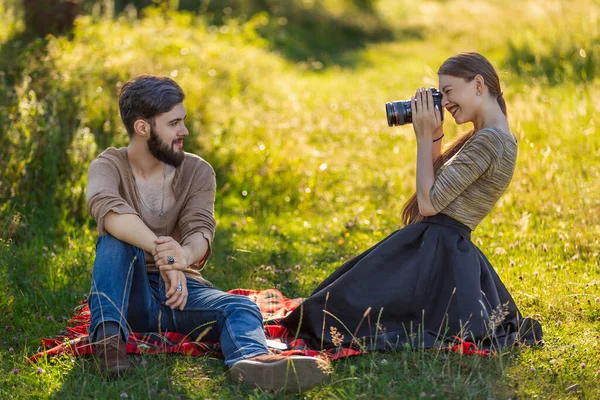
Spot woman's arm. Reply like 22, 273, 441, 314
432, 135, 442, 161
411, 88, 442, 216
416, 139, 438, 216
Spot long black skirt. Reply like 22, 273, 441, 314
281, 214, 542, 351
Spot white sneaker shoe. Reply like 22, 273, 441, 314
229, 354, 331, 393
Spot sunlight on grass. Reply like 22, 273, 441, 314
1, 0, 600, 398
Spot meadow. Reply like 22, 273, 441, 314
1, 0, 600, 398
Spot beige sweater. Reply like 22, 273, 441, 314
430, 128, 518, 230
86, 147, 217, 285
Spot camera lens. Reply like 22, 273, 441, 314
386, 100, 412, 127
385, 88, 444, 127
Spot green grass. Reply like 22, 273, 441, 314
2, 0, 600, 398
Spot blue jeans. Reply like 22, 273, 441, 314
88, 234, 269, 367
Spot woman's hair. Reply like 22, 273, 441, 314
400, 52, 506, 226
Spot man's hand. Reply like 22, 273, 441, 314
153, 236, 190, 271
160, 269, 188, 310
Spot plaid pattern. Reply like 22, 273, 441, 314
29, 288, 487, 363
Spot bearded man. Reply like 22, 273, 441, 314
85, 75, 328, 392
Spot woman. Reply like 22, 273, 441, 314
281, 52, 542, 352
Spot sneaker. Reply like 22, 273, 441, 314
229, 354, 330, 393
94, 334, 131, 377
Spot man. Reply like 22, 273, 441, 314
86, 75, 329, 392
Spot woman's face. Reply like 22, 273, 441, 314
438, 74, 480, 124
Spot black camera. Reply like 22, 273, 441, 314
386, 88, 444, 127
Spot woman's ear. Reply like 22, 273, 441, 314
474, 74, 485, 95
133, 119, 150, 137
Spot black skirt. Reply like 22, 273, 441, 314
281, 214, 542, 351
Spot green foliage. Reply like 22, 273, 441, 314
505, 38, 597, 85
0, 39, 95, 236
503, 0, 600, 85
0, 0, 22, 43
1, 0, 600, 398
195, 0, 394, 66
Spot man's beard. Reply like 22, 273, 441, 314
147, 126, 184, 168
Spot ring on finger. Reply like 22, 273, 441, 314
176, 283, 183, 292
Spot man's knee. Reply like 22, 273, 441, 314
95, 233, 140, 259
93, 234, 144, 276
225, 295, 262, 318
97, 233, 130, 251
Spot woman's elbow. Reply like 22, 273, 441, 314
418, 204, 437, 217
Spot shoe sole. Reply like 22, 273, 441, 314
229, 356, 329, 393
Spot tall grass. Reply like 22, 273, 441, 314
1, 0, 600, 398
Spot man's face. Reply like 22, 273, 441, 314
147, 103, 188, 167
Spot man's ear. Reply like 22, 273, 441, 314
133, 119, 150, 137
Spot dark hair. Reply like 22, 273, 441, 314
437, 52, 506, 116
119, 75, 185, 138
401, 52, 506, 226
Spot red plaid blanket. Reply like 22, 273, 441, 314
29, 288, 487, 362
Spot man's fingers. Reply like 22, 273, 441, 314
154, 249, 172, 263
161, 265, 188, 274
167, 287, 182, 301
179, 295, 187, 311
166, 292, 180, 305
162, 271, 173, 296
154, 250, 170, 263
165, 274, 187, 305
166, 282, 175, 298
154, 242, 175, 256
154, 250, 183, 267
166, 279, 182, 297
152, 241, 172, 257
167, 290, 187, 309
158, 262, 187, 271
154, 236, 173, 244
170, 292, 186, 310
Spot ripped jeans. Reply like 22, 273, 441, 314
88, 234, 269, 367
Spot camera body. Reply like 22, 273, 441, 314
386, 88, 444, 127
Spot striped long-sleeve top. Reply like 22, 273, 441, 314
430, 127, 518, 230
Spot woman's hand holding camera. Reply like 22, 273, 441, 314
411, 87, 443, 144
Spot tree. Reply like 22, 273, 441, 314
23, 0, 82, 37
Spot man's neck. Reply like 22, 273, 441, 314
127, 140, 163, 180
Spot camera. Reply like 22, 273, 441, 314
385, 88, 444, 127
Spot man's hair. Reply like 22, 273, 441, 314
119, 75, 185, 137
